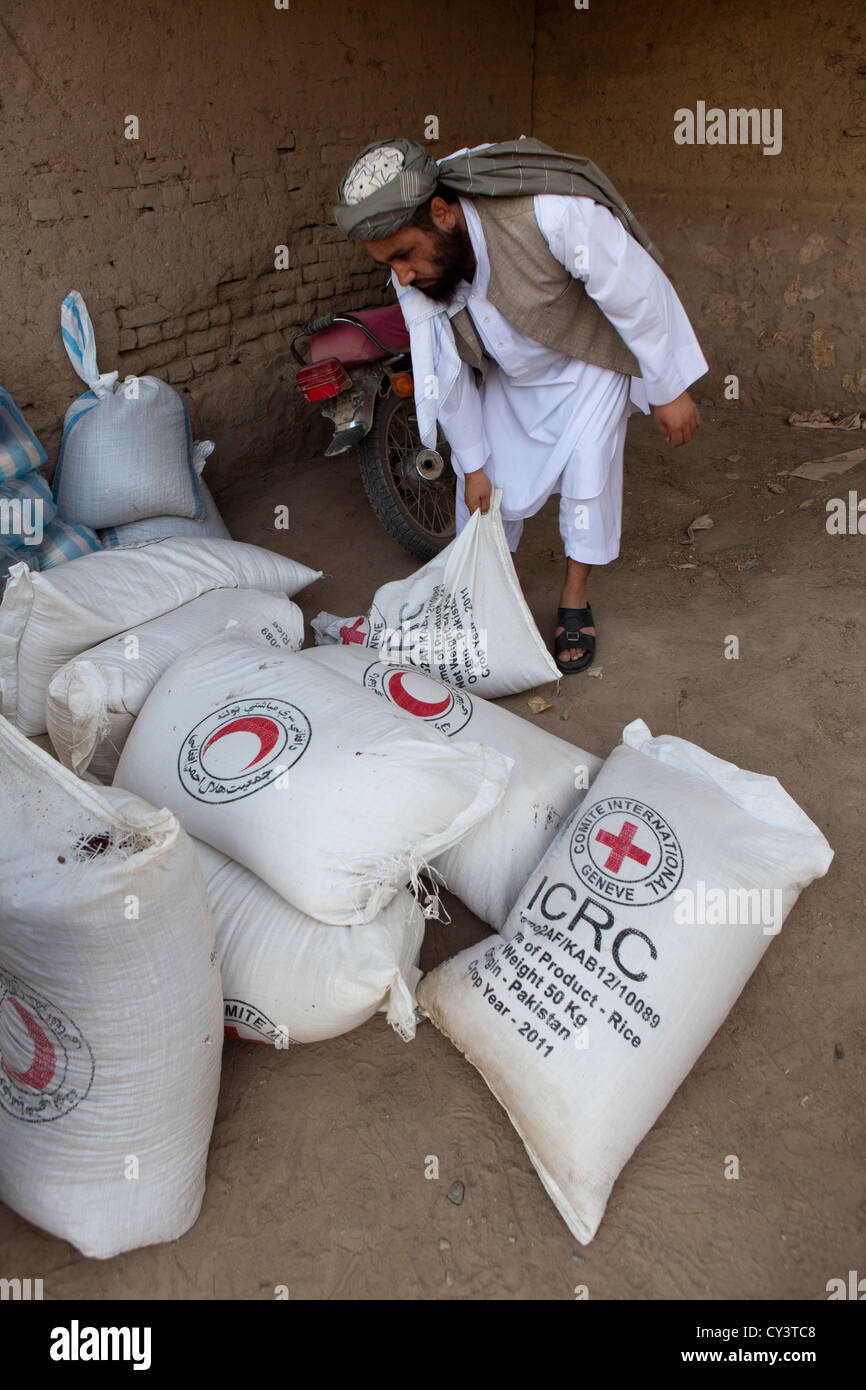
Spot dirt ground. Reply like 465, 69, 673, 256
2, 402, 863, 1300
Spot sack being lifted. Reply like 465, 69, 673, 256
47, 588, 305, 782
114, 629, 512, 926
312, 488, 560, 699
418, 719, 833, 1245
303, 643, 602, 929
0, 714, 223, 1260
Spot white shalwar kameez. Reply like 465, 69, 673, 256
439, 194, 708, 563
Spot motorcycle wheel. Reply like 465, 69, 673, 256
358, 389, 456, 561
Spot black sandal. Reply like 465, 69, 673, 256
554, 605, 596, 674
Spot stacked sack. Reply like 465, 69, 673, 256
55, 291, 230, 545
0, 385, 101, 595
0, 715, 223, 1259
112, 628, 514, 1041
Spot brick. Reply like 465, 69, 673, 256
186, 310, 209, 332
273, 304, 300, 330
264, 173, 287, 199
191, 352, 217, 375
232, 312, 276, 344
258, 331, 286, 355
141, 340, 181, 369
138, 158, 185, 185
115, 351, 145, 375
118, 328, 137, 352
240, 176, 266, 200
119, 303, 169, 329
99, 164, 136, 189
273, 288, 296, 309
290, 241, 318, 267
319, 144, 357, 166
28, 197, 62, 221
216, 177, 236, 197
297, 282, 318, 304
209, 305, 230, 327
61, 192, 96, 219
195, 154, 232, 179
231, 301, 253, 319
189, 180, 215, 204
166, 359, 194, 384
161, 316, 186, 340
162, 185, 187, 209
130, 190, 158, 210
317, 280, 336, 298
186, 326, 229, 355
137, 323, 162, 348
301, 262, 338, 284
216, 278, 252, 303
276, 133, 296, 151
254, 292, 276, 314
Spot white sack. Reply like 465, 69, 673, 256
303, 643, 603, 929
418, 719, 833, 1245
0, 714, 223, 1260
47, 588, 305, 781
312, 487, 559, 698
193, 840, 425, 1044
99, 440, 231, 547
54, 291, 201, 529
0, 536, 320, 736
114, 630, 512, 925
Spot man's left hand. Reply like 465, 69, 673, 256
653, 391, 701, 447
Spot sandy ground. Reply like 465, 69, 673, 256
1, 403, 863, 1300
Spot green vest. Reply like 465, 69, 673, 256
450, 195, 641, 383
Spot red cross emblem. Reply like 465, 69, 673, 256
595, 820, 651, 874
340, 617, 367, 646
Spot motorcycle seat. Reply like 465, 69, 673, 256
309, 304, 410, 366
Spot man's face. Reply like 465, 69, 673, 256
362, 198, 475, 304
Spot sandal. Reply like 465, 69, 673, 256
554, 605, 596, 674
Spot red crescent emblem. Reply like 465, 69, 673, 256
386, 671, 452, 718
1, 998, 57, 1091
201, 716, 280, 770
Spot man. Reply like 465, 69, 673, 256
334, 138, 707, 673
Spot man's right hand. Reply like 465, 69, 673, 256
465, 469, 492, 515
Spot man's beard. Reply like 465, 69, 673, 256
415, 223, 475, 304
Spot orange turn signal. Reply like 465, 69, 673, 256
390, 372, 415, 398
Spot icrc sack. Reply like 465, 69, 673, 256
0, 536, 320, 735
47, 588, 305, 781
114, 630, 512, 925
312, 488, 559, 698
53, 291, 201, 529
99, 440, 231, 547
418, 719, 833, 1245
303, 643, 603, 928
0, 715, 223, 1260
193, 840, 425, 1044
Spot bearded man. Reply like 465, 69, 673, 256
334, 138, 708, 673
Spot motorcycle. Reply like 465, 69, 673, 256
291, 305, 456, 561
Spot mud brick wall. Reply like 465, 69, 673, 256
1, 0, 533, 488
534, 0, 866, 411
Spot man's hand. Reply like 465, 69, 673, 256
653, 390, 701, 447
465, 469, 492, 515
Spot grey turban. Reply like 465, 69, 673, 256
334, 136, 663, 265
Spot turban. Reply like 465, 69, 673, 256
334, 136, 663, 264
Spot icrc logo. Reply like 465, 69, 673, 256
362, 661, 473, 737
570, 796, 684, 907
178, 698, 311, 803
0, 971, 94, 1123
